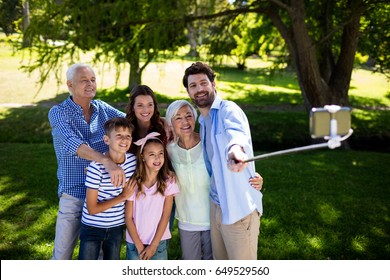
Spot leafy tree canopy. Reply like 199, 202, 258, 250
11, 0, 390, 108
19, 0, 187, 88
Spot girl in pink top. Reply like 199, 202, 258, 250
125, 132, 179, 260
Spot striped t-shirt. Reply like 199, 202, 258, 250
81, 152, 136, 228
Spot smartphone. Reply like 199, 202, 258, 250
310, 106, 351, 138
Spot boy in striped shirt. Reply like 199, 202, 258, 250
78, 117, 137, 260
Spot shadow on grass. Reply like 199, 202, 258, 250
213, 65, 300, 89
349, 95, 390, 109
225, 86, 303, 106
0, 144, 58, 259
1, 144, 389, 259
256, 150, 390, 259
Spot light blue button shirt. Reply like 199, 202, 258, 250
199, 96, 263, 225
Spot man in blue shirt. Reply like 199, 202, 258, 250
49, 63, 126, 259
182, 62, 263, 260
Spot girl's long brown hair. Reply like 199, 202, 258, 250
132, 139, 172, 198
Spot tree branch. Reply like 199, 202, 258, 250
102, 5, 268, 28
267, 0, 292, 11
315, 1, 367, 46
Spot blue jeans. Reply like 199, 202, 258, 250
126, 240, 168, 260
78, 224, 124, 260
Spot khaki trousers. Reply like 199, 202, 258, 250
210, 202, 260, 260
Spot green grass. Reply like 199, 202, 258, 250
0, 107, 52, 144
0, 143, 58, 259
0, 104, 389, 259
349, 69, 390, 104
258, 150, 390, 259
0, 144, 388, 259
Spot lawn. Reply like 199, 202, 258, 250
0, 38, 389, 260
0, 143, 389, 260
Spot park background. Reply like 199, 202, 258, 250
0, 0, 389, 260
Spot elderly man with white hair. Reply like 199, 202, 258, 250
49, 63, 126, 259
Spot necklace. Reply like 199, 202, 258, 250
178, 138, 199, 150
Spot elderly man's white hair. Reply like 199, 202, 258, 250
66, 63, 95, 95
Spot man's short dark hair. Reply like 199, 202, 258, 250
182, 62, 216, 89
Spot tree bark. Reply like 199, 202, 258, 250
267, 1, 328, 110
290, 0, 330, 109
127, 51, 141, 91
126, 47, 155, 90
186, 22, 199, 57
317, 0, 335, 83
267, 0, 363, 110
22, 1, 31, 47
328, 1, 362, 106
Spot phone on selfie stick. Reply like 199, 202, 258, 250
243, 105, 353, 162
310, 106, 351, 140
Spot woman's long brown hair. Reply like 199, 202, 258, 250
125, 85, 166, 144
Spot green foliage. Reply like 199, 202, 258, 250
246, 109, 309, 150
0, 0, 23, 35
349, 109, 390, 151
6, 0, 390, 108
358, 3, 390, 77
208, 12, 286, 70
96, 87, 181, 107
16, 0, 188, 88
354, 52, 369, 67
1, 103, 389, 152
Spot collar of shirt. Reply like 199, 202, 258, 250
66, 96, 98, 115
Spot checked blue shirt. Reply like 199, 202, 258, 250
48, 96, 125, 200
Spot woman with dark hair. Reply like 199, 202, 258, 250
125, 85, 176, 242
125, 85, 168, 154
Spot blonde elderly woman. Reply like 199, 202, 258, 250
165, 100, 263, 260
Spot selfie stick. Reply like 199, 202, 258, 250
243, 105, 354, 162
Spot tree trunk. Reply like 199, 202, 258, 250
267, 0, 362, 110
22, 1, 31, 48
317, 0, 335, 83
290, 0, 330, 110
127, 51, 142, 91
328, 2, 362, 106
186, 22, 199, 57
268, 1, 329, 110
